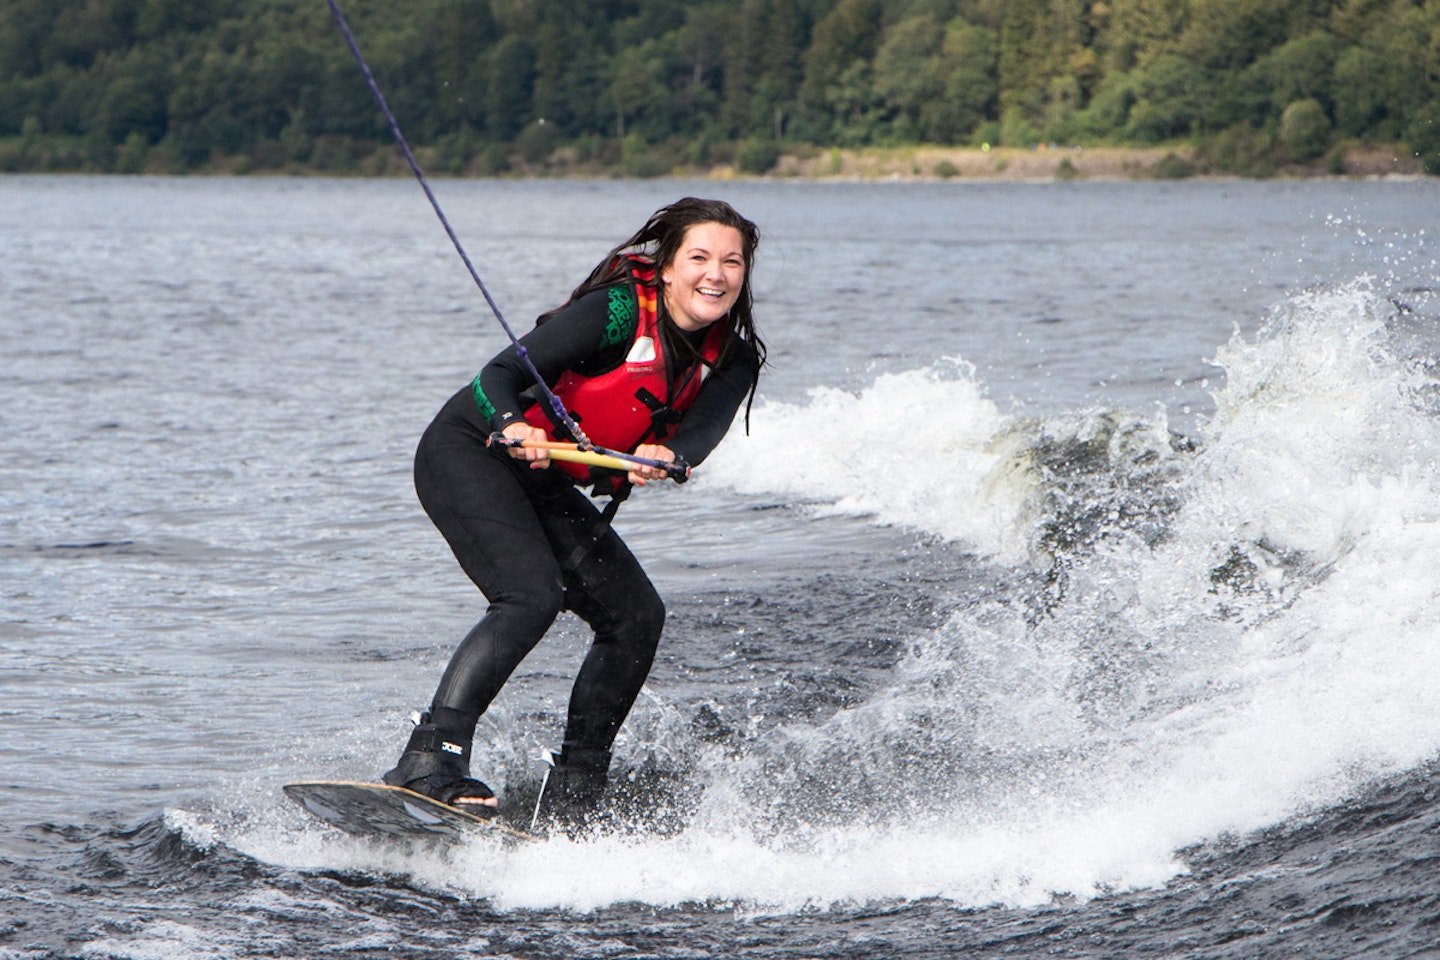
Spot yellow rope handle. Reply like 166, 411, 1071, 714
488, 433, 690, 482
541, 448, 637, 472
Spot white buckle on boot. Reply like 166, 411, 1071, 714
529, 749, 557, 832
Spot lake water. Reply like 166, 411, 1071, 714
3, 174, 1440, 958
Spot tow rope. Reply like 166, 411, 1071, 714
325, 0, 689, 483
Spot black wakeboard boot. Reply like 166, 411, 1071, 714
381, 707, 496, 812
533, 746, 611, 833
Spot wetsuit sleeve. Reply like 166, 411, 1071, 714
474, 288, 626, 432
665, 339, 760, 468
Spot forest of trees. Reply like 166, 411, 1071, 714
1, 0, 1437, 177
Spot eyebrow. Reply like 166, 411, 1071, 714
685, 246, 745, 261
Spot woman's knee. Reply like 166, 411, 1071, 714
621, 584, 666, 648
565, 574, 665, 650
501, 576, 566, 637
633, 587, 665, 644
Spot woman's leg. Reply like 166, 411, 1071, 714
415, 422, 568, 720
387, 418, 565, 801
559, 535, 666, 756
528, 500, 667, 820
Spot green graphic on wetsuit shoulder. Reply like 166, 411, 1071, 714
472, 374, 497, 420
603, 286, 637, 347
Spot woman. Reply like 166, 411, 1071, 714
383, 198, 765, 826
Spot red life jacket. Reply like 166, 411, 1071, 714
524, 256, 727, 488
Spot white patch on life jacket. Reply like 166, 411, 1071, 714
626, 336, 657, 363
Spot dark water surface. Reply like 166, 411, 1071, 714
4, 175, 1440, 958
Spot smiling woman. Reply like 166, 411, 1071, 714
383, 197, 768, 830
661, 222, 747, 331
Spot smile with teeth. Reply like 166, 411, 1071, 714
697, 287, 725, 298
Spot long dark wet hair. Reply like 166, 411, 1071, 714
543, 197, 767, 427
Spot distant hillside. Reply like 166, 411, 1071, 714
1, 0, 1436, 176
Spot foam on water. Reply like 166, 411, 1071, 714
237, 275, 1440, 915
704, 357, 1037, 564
687, 277, 1440, 910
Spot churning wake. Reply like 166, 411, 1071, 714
240, 277, 1440, 914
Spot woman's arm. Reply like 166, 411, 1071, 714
663, 339, 760, 468
475, 287, 625, 433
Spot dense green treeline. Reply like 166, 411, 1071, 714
1, 0, 1437, 176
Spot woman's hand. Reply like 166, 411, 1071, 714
501, 421, 551, 469
628, 443, 676, 486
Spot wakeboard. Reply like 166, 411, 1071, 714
283, 780, 531, 844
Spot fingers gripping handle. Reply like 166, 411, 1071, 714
488, 434, 691, 483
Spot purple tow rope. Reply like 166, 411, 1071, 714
326, 0, 691, 479
325, 0, 586, 446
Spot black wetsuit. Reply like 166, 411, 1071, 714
412, 281, 758, 762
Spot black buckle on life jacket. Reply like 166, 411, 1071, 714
634, 386, 681, 440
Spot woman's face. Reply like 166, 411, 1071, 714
660, 221, 746, 332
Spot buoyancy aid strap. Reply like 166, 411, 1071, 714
560, 482, 633, 573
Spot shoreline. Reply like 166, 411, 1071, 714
2, 142, 1429, 182
730, 144, 1429, 182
